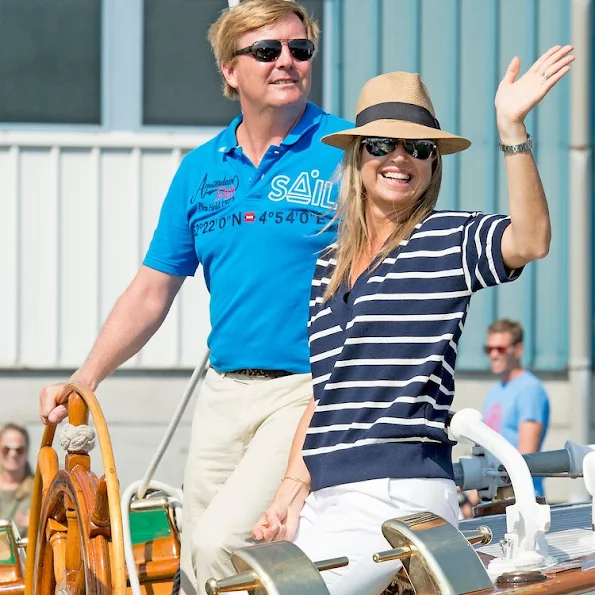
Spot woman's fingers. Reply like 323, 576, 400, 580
541, 58, 575, 87
531, 44, 563, 73
502, 56, 521, 84
251, 523, 265, 541
534, 45, 574, 83
252, 509, 285, 542
540, 64, 573, 89
251, 512, 271, 540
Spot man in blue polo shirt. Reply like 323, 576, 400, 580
483, 319, 550, 498
39, 1, 350, 593
146, 101, 344, 375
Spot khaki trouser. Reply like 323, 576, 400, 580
179, 368, 312, 595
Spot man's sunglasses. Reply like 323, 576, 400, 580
234, 39, 315, 63
483, 345, 511, 355
1, 445, 26, 456
362, 137, 436, 160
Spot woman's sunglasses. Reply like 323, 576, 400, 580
1, 445, 26, 456
234, 39, 315, 63
362, 137, 436, 160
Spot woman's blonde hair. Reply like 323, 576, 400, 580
323, 140, 443, 301
208, 0, 320, 100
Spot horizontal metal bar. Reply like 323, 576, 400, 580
0, 131, 216, 150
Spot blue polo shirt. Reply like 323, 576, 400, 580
144, 103, 351, 372
483, 371, 550, 497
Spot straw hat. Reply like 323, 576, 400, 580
322, 72, 471, 155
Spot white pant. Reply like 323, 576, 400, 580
179, 368, 312, 595
294, 477, 459, 595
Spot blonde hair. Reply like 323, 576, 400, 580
323, 141, 443, 301
208, 0, 320, 100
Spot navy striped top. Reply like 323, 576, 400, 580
304, 210, 522, 491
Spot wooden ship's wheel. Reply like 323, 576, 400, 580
25, 383, 127, 595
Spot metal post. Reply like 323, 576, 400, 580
569, 0, 593, 501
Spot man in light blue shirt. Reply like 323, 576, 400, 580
483, 319, 550, 497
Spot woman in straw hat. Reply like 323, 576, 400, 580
252, 45, 573, 593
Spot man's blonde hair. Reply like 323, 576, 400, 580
208, 0, 320, 100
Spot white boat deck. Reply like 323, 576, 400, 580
460, 503, 595, 567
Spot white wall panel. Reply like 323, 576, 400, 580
138, 149, 182, 367
59, 148, 100, 367
0, 131, 214, 369
0, 148, 19, 366
19, 149, 60, 366
179, 272, 211, 367
100, 149, 143, 368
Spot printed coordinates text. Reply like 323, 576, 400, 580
192, 210, 329, 236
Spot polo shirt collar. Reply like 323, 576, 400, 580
217, 102, 325, 155
281, 102, 325, 146
218, 114, 243, 156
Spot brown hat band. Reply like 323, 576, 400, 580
355, 102, 441, 130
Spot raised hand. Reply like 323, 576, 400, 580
495, 45, 574, 138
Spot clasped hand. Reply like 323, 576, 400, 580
251, 499, 300, 543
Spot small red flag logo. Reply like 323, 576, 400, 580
244, 212, 255, 222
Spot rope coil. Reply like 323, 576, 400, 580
60, 423, 96, 453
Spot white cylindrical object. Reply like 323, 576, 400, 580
583, 451, 595, 527
450, 409, 536, 507
450, 409, 552, 573
564, 441, 595, 475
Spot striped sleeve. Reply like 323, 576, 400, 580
309, 248, 336, 324
462, 213, 522, 292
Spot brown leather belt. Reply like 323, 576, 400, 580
230, 368, 293, 379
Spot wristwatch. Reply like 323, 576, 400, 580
498, 133, 533, 154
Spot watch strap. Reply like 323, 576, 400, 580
498, 133, 533, 154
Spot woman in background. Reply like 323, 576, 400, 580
0, 423, 34, 537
